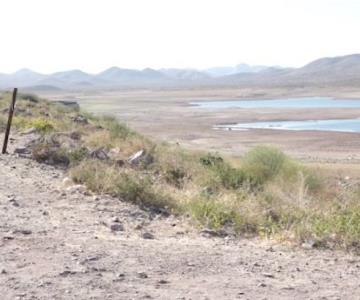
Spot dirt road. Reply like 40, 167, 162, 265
1, 154, 360, 299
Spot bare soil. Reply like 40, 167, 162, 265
1, 141, 360, 299
42, 86, 360, 162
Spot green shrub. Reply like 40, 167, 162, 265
164, 167, 187, 188
30, 118, 54, 133
189, 197, 241, 229
67, 147, 89, 166
200, 153, 224, 167
215, 163, 254, 190
19, 93, 39, 103
242, 146, 286, 184
71, 160, 175, 211
100, 115, 135, 140
32, 144, 70, 166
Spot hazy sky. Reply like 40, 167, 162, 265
1, 0, 359, 73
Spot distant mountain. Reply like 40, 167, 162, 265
96, 67, 169, 86
217, 54, 360, 87
1, 54, 360, 90
159, 68, 211, 81
205, 64, 271, 77
0, 69, 46, 88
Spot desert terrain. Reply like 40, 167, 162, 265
40, 86, 360, 162
1, 138, 360, 300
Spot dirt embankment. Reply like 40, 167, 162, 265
1, 141, 360, 299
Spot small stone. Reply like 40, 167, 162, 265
262, 273, 275, 278
301, 240, 316, 250
66, 184, 87, 194
110, 223, 124, 232
90, 148, 109, 160
112, 216, 120, 223
14, 147, 30, 154
158, 279, 169, 284
21, 127, 37, 135
13, 229, 32, 235
128, 149, 146, 165
0, 269, 7, 274
137, 272, 148, 279
62, 177, 73, 188
72, 115, 88, 124
9, 199, 20, 207
258, 283, 267, 287
70, 131, 82, 140
142, 232, 155, 240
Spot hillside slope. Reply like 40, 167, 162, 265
1, 149, 360, 299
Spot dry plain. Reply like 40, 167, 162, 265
42, 86, 360, 162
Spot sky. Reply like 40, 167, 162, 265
0, 0, 359, 74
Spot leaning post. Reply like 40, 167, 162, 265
2, 88, 18, 154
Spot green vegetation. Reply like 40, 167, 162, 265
1, 91, 360, 251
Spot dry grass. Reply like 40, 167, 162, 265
1, 91, 360, 251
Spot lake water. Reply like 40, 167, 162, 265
192, 97, 360, 109
191, 97, 360, 133
214, 119, 360, 133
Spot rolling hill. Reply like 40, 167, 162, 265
1, 54, 359, 90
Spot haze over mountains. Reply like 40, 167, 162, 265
1, 54, 360, 91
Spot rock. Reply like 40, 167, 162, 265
200, 228, 228, 237
158, 279, 169, 284
262, 273, 275, 278
21, 127, 37, 135
90, 148, 109, 160
66, 184, 87, 194
128, 149, 146, 165
62, 177, 73, 188
13, 229, 32, 235
108, 148, 121, 159
9, 199, 20, 207
301, 240, 317, 250
110, 223, 124, 232
116, 159, 126, 167
14, 147, 31, 155
111, 216, 120, 223
54, 100, 80, 111
72, 115, 88, 124
0, 269, 7, 274
137, 272, 148, 279
141, 232, 155, 240
59, 270, 77, 277
70, 131, 82, 140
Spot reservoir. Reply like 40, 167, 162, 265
191, 97, 360, 109
192, 97, 360, 133
214, 119, 360, 133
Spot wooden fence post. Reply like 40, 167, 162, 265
2, 88, 18, 154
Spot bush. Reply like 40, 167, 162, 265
71, 160, 175, 211
32, 143, 70, 166
242, 146, 286, 184
30, 118, 54, 133
67, 147, 89, 166
164, 167, 187, 188
200, 153, 224, 167
215, 163, 254, 190
100, 115, 135, 140
19, 93, 39, 103
200, 153, 255, 190
189, 197, 241, 229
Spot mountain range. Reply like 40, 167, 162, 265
1, 54, 360, 90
